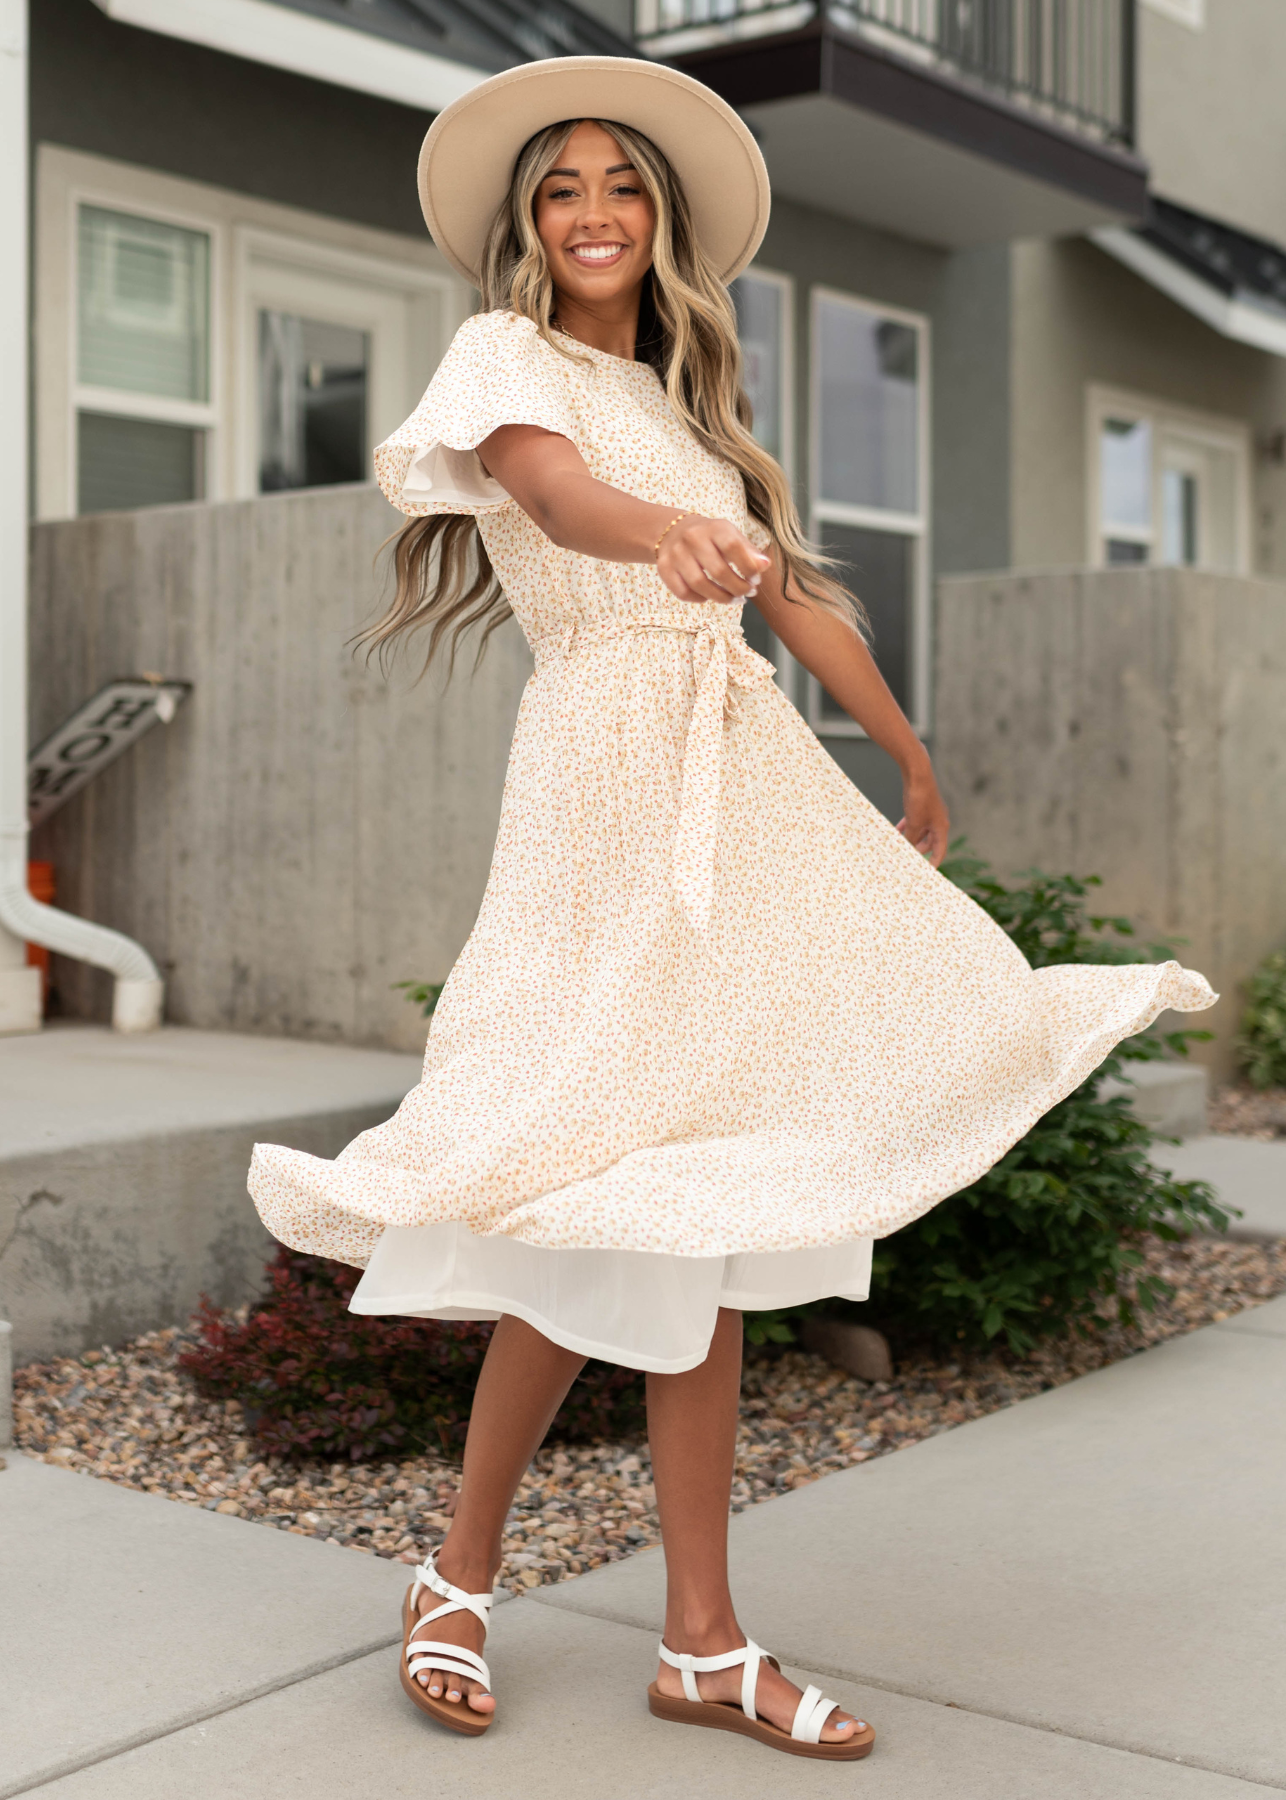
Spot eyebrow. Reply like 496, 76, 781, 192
545, 163, 636, 177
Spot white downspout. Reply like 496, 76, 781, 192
0, 0, 163, 1034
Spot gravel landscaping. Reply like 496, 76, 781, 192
12, 1233, 1285, 1596
1210, 1084, 1286, 1139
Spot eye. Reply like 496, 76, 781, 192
611, 183, 642, 198
546, 184, 578, 201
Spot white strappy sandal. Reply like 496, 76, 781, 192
399, 1554, 495, 1736
648, 1636, 875, 1761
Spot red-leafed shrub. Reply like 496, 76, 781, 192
180, 1248, 645, 1462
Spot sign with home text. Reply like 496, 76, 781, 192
28, 678, 192, 826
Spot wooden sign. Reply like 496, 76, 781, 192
28, 678, 192, 827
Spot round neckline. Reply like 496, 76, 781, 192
550, 324, 659, 374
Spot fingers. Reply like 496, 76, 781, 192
657, 517, 771, 606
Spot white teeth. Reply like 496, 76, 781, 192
571, 245, 624, 261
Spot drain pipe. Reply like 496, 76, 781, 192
0, 0, 163, 1033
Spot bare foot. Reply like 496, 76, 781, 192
408, 1559, 497, 1718
655, 1638, 867, 1745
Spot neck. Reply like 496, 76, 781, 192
551, 286, 642, 361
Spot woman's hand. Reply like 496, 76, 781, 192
896, 765, 950, 868
478, 426, 770, 597
656, 515, 772, 606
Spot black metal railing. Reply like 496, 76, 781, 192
634, 0, 1136, 147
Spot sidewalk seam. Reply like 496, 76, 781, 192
0, 1634, 401, 1800
526, 1595, 1286, 1792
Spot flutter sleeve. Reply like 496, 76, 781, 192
374, 310, 576, 518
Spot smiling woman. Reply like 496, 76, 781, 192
245, 53, 1216, 1769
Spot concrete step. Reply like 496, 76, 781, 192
0, 1026, 421, 1364
1099, 1057, 1208, 1138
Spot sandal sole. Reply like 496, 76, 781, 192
648, 1684, 875, 1760
399, 1587, 494, 1736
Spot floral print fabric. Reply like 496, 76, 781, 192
248, 309, 1216, 1272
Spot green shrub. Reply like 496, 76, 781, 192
181, 1248, 646, 1462
1236, 950, 1286, 1090
749, 845, 1227, 1358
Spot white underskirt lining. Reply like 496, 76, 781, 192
349, 1222, 873, 1374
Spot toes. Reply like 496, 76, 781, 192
467, 1686, 496, 1714
822, 1710, 868, 1743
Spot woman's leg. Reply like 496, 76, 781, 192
415, 1315, 586, 1711
647, 1307, 861, 1743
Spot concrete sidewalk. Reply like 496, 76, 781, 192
1150, 1134, 1286, 1241
4, 1296, 1284, 1799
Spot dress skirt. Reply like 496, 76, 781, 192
349, 1227, 873, 1373
248, 313, 1219, 1378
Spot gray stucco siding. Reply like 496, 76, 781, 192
31, 0, 432, 241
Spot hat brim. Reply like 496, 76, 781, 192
418, 56, 770, 287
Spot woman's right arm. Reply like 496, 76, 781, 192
479, 423, 770, 606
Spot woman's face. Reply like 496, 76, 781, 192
534, 121, 656, 310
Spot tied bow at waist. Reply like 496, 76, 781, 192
538, 613, 776, 933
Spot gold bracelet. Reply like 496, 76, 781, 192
653, 511, 692, 561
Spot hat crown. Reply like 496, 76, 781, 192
418, 56, 771, 287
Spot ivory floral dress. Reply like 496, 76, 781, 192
247, 309, 1216, 1372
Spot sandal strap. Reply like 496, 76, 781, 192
409, 1554, 493, 1634
404, 1639, 492, 1691
791, 1683, 839, 1744
657, 1636, 766, 1713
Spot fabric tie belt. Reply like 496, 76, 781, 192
538, 612, 776, 933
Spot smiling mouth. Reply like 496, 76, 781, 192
568, 243, 628, 264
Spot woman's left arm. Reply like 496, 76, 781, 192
752, 559, 950, 867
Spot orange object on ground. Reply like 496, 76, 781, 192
26, 861, 55, 1008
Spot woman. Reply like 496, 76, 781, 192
249, 57, 1214, 1761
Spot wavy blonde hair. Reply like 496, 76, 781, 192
359, 118, 865, 673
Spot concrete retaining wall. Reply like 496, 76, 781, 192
29, 484, 533, 1052
935, 566, 1286, 1080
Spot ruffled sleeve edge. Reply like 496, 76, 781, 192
374, 312, 579, 519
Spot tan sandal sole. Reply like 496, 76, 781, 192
399, 1587, 494, 1736
648, 1683, 875, 1760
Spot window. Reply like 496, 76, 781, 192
731, 267, 794, 682
75, 205, 214, 513
37, 148, 469, 521
810, 289, 929, 734
1090, 388, 1250, 573
732, 267, 793, 471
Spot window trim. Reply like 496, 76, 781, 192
734, 262, 796, 484
36, 145, 469, 520
68, 187, 225, 516
1086, 383, 1252, 574
732, 263, 797, 698
808, 285, 931, 739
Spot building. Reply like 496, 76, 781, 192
7, 0, 1286, 1060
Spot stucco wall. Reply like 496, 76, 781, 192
29, 485, 532, 1050
31, 0, 433, 241
935, 565, 1286, 1081
759, 201, 1012, 809
1139, 0, 1286, 246
1009, 237, 1286, 577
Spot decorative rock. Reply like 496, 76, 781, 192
9, 1236, 1286, 1597
799, 1319, 894, 1382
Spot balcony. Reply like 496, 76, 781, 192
637, 0, 1148, 246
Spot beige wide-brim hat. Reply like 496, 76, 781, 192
418, 56, 770, 287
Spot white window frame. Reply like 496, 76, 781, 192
1086, 384, 1252, 575
36, 146, 470, 521
733, 264, 797, 697
808, 286, 931, 738
734, 263, 796, 482
67, 189, 225, 516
